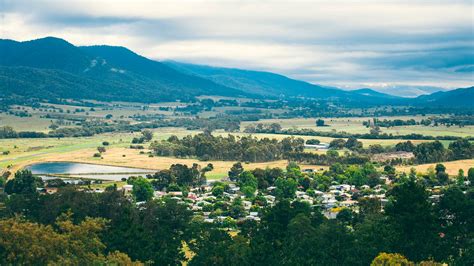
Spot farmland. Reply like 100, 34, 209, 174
1, 100, 473, 182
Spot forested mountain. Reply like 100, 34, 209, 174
416, 86, 474, 107
0, 37, 245, 102
0, 37, 472, 106
164, 61, 407, 105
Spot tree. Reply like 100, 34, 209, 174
229, 198, 246, 219
358, 197, 382, 217
468, 167, 474, 185
370, 126, 381, 135
435, 164, 448, 184
4, 170, 42, 195
306, 139, 320, 145
211, 185, 224, 197
0, 214, 139, 265
385, 180, 437, 261
237, 171, 257, 190
228, 162, 244, 181
435, 164, 446, 174
188, 227, 251, 266
329, 138, 346, 149
316, 119, 325, 127
395, 141, 415, 152
414, 141, 448, 164
448, 138, 473, 160
435, 186, 474, 263
456, 169, 465, 186
345, 137, 363, 151
149, 169, 174, 190
131, 177, 154, 201
285, 213, 318, 265
436, 172, 449, 185
275, 177, 297, 200
97, 146, 106, 153
141, 130, 154, 142
371, 253, 412, 266
336, 208, 354, 226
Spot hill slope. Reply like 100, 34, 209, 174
0, 37, 244, 102
415, 87, 474, 107
1, 37, 471, 106
164, 61, 406, 105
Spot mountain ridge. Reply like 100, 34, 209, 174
0, 37, 472, 106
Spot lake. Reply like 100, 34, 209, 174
26, 162, 155, 181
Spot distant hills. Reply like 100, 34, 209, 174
0, 37, 472, 107
415, 86, 474, 107
361, 85, 448, 98
164, 61, 405, 105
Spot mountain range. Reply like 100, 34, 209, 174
0, 37, 472, 107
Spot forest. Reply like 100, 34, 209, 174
0, 165, 473, 265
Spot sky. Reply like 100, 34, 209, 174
1, 0, 473, 95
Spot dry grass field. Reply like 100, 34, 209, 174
241, 117, 474, 138
398, 159, 474, 176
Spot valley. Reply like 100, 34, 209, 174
0, 35, 473, 266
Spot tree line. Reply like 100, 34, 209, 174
150, 133, 305, 162
244, 123, 474, 141
395, 139, 474, 163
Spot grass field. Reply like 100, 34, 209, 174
0, 130, 329, 180
1, 111, 472, 181
399, 159, 474, 176
215, 131, 430, 147
0, 113, 54, 132
241, 117, 474, 138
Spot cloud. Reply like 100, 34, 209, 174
1, 0, 473, 90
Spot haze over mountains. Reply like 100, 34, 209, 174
0, 37, 472, 106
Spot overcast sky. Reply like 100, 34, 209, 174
1, 0, 473, 92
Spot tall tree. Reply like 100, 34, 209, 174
385, 180, 438, 262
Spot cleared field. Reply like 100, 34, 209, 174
4, 146, 326, 180
0, 126, 468, 181
0, 114, 53, 132
241, 117, 474, 138
398, 159, 474, 176
215, 132, 430, 147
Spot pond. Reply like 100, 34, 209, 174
26, 162, 155, 181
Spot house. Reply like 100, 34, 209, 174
249, 212, 259, 217
245, 215, 261, 221
229, 187, 240, 194
242, 200, 252, 210
340, 200, 356, 207
304, 143, 329, 150
122, 184, 133, 194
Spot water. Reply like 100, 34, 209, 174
27, 162, 155, 181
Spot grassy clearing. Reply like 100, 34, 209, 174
241, 117, 474, 138
398, 159, 474, 176
215, 132, 429, 147
0, 123, 469, 181
0, 133, 327, 180
0, 114, 53, 132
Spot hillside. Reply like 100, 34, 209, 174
164, 61, 409, 106
0, 37, 244, 102
416, 86, 474, 107
0, 37, 471, 106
